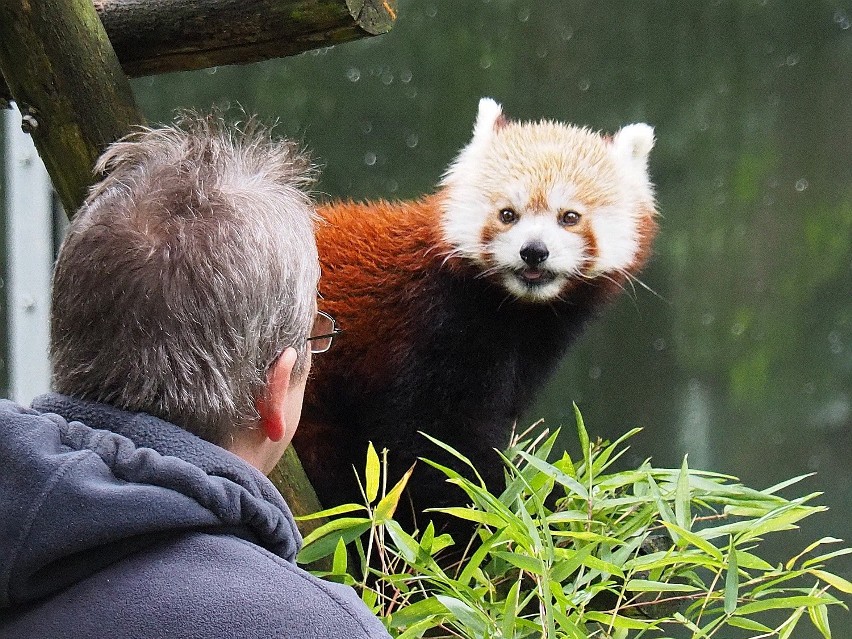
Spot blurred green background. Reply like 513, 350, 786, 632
20, 0, 850, 625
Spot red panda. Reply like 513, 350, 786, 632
294, 98, 658, 533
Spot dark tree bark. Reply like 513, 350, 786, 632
0, 0, 143, 213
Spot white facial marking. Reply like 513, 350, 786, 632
441, 101, 656, 302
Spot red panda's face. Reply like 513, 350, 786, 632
440, 99, 656, 302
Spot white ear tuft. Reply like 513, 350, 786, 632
473, 98, 504, 141
612, 123, 655, 161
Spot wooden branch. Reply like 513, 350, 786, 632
0, 0, 143, 213
0, 0, 398, 105
268, 446, 328, 536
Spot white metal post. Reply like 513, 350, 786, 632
4, 106, 53, 404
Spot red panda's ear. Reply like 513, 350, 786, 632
612, 123, 655, 163
472, 98, 505, 141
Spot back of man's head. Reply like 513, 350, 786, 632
50, 112, 319, 446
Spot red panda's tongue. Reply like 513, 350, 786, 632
522, 268, 543, 281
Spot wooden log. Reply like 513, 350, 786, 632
0, 0, 143, 214
268, 446, 328, 539
0, 0, 398, 105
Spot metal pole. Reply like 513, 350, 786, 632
4, 106, 53, 404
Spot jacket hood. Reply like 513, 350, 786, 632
0, 394, 301, 608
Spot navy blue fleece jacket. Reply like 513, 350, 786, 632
0, 394, 390, 638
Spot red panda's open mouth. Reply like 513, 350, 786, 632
517, 268, 557, 285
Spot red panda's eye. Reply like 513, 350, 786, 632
560, 210, 581, 227
499, 208, 518, 224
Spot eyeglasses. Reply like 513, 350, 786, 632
306, 310, 341, 354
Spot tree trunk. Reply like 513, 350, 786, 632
268, 446, 328, 539
1, 0, 397, 105
0, 0, 143, 214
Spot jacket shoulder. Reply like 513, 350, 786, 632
1, 532, 391, 639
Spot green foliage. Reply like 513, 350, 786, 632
297, 407, 850, 638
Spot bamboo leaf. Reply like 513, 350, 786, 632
582, 555, 625, 579
574, 403, 591, 473
724, 538, 739, 614
808, 602, 832, 639
435, 595, 489, 635
297, 520, 371, 565
375, 464, 416, 524
332, 536, 348, 575
431, 506, 508, 528
294, 502, 367, 521
808, 569, 852, 594
727, 616, 773, 631
388, 597, 447, 629
661, 521, 724, 561
383, 519, 420, 563
300, 516, 372, 547
763, 473, 816, 495
365, 442, 380, 503
778, 606, 806, 639
493, 551, 546, 576
583, 611, 656, 629
736, 596, 832, 615
518, 451, 589, 499
675, 455, 691, 530
501, 579, 522, 639
624, 579, 700, 592
802, 547, 852, 568
419, 432, 484, 486
786, 537, 844, 570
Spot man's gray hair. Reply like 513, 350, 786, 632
50, 112, 320, 446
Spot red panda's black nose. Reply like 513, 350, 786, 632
520, 241, 549, 266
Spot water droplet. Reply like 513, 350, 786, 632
795, 178, 809, 192
588, 365, 602, 380
364, 152, 377, 166
405, 133, 419, 148
536, 47, 548, 59
786, 53, 799, 66
386, 179, 399, 193
701, 313, 715, 327
833, 10, 850, 29
400, 69, 413, 84
561, 27, 574, 41
730, 322, 746, 337
381, 71, 394, 86
653, 338, 667, 352
578, 78, 591, 92
517, 7, 530, 22
828, 331, 844, 355
205, 67, 218, 75
480, 54, 492, 70
361, 121, 373, 135
426, 5, 437, 18
405, 86, 418, 100
346, 67, 361, 82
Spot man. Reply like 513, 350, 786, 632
0, 114, 390, 638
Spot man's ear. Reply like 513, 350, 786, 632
255, 347, 298, 442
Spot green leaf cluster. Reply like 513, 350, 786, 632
297, 407, 850, 638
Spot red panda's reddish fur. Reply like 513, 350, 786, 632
294, 201, 656, 532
